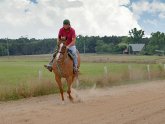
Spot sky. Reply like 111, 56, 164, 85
0, 0, 164, 39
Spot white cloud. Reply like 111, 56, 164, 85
144, 19, 158, 26
0, 0, 140, 38
159, 13, 165, 19
132, 0, 165, 20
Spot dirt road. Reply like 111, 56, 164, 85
0, 80, 165, 124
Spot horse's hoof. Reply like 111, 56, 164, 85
68, 96, 74, 102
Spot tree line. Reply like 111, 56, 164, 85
0, 28, 165, 56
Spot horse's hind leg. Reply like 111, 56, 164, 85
55, 76, 64, 101
66, 77, 73, 101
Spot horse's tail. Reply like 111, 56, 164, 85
76, 49, 80, 89
77, 49, 80, 69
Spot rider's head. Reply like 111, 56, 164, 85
63, 19, 70, 29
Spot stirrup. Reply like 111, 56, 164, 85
44, 65, 53, 72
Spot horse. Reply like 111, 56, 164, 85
52, 40, 80, 102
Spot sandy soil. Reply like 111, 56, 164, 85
0, 80, 165, 124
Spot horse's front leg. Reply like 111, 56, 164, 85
55, 76, 64, 101
66, 77, 73, 101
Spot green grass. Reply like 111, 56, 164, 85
0, 61, 162, 85
0, 61, 52, 85
0, 54, 165, 101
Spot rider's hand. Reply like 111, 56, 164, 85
61, 36, 66, 41
66, 46, 69, 49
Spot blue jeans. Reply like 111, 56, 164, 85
68, 45, 78, 67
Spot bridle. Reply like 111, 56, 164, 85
55, 42, 68, 77
56, 42, 67, 62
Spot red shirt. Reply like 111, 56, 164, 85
58, 27, 76, 46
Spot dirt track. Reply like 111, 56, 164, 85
0, 80, 165, 124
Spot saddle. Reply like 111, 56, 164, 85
67, 49, 75, 59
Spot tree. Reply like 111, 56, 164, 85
1, 31, 164, 56
118, 43, 127, 51
129, 28, 145, 43
146, 32, 165, 55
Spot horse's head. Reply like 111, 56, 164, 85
56, 41, 67, 61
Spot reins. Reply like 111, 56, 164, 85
55, 46, 67, 77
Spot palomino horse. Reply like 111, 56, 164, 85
52, 40, 80, 102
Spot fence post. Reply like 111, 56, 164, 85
104, 65, 108, 75
128, 65, 132, 80
147, 65, 151, 80
104, 66, 108, 81
38, 69, 42, 80
76, 77, 80, 89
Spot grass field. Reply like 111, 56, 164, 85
0, 54, 165, 101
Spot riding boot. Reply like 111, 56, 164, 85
73, 64, 78, 74
44, 51, 57, 72
44, 58, 54, 72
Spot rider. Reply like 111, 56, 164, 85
45, 19, 78, 73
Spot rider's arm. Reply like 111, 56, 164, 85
67, 29, 76, 48
67, 37, 76, 48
